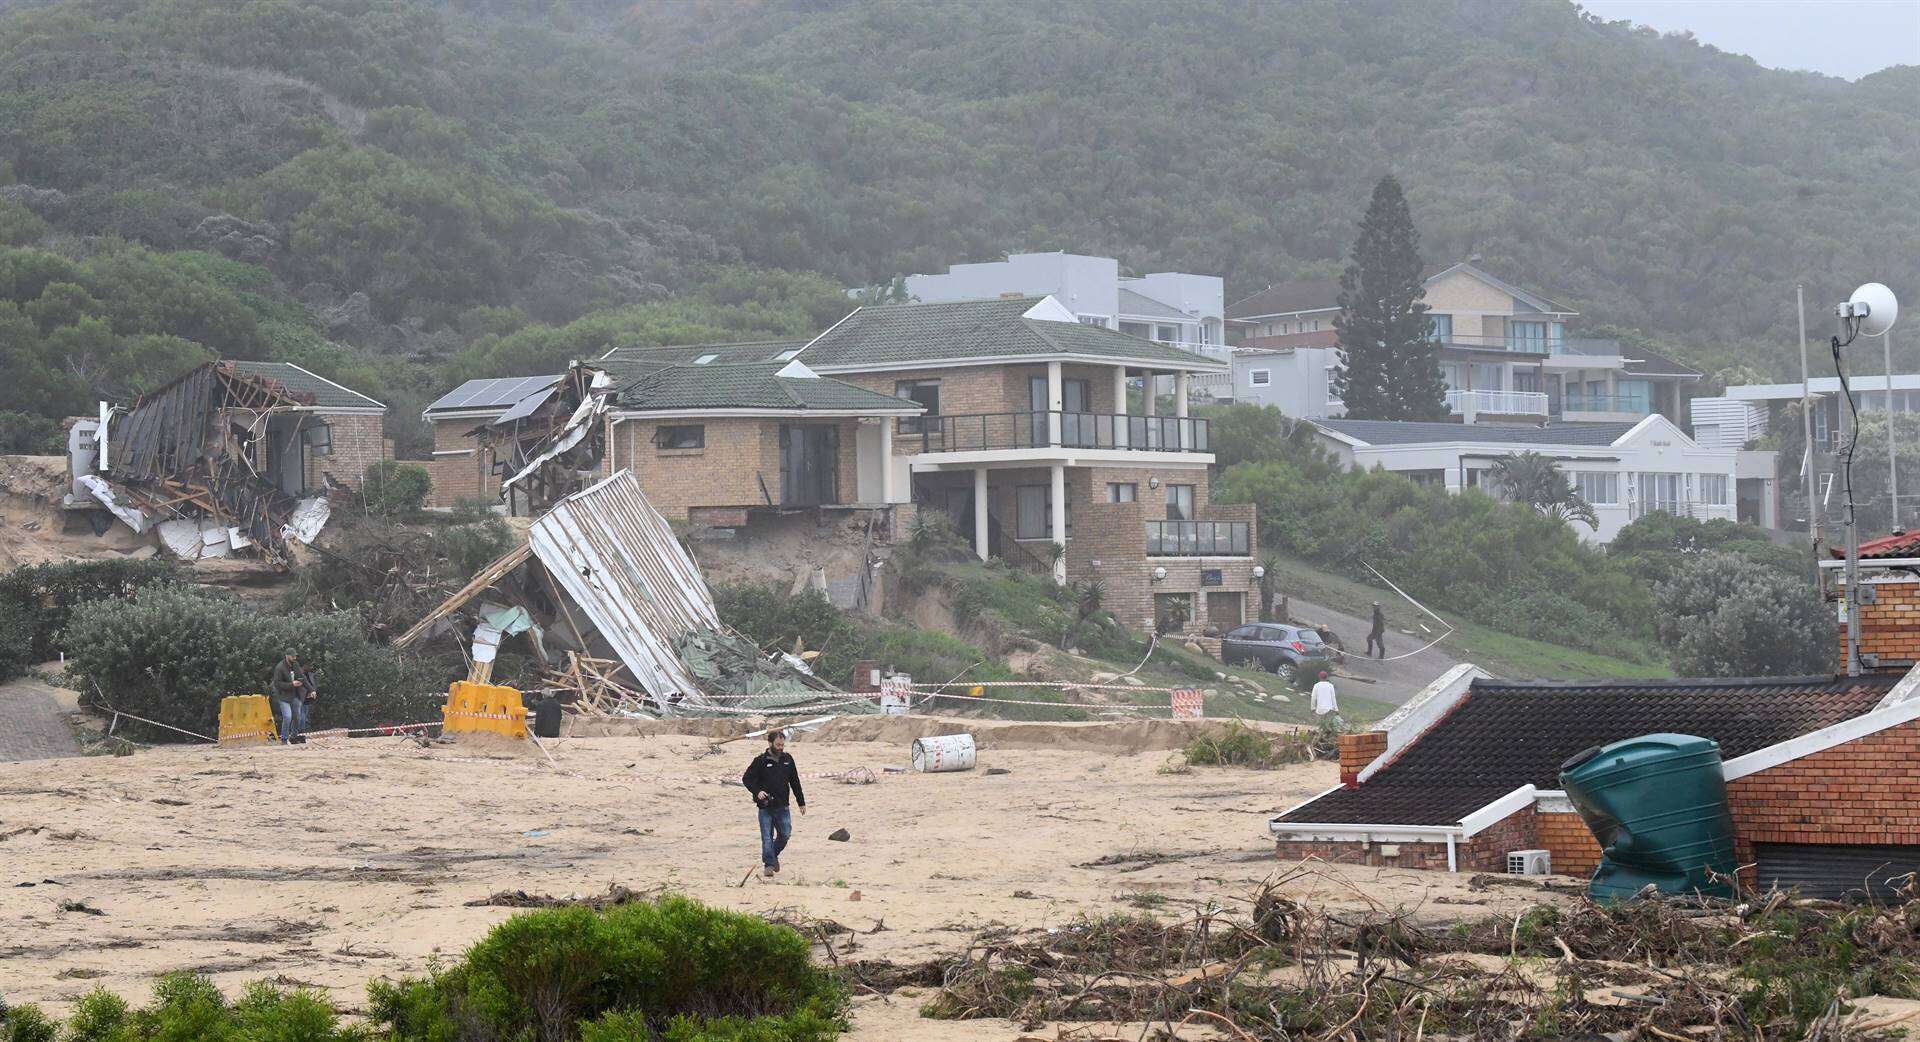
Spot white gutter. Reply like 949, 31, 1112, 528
806, 351, 1229, 375
1819, 557, 1920, 570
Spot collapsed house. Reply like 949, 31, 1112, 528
62, 360, 386, 565
396, 470, 851, 717
471, 362, 612, 516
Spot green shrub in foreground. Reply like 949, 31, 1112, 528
7, 973, 369, 1042
370, 896, 842, 1042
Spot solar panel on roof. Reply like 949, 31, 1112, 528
493, 383, 559, 424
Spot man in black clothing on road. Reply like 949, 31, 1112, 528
1367, 602, 1388, 659
741, 730, 807, 877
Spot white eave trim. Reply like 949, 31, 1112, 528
303, 405, 387, 416
1459, 785, 1538, 837
807, 352, 1229, 376
423, 407, 510, 422
609, 407, 922, 420
280, 362, 388, 410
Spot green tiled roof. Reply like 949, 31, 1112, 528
615, 361, 922, 414
601, 340, 807, 366
799, 298, 1225, 371
227, 361, 385, 410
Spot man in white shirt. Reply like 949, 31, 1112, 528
1311, 671, 1339, 718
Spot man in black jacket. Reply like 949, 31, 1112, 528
741, 730, 807, 877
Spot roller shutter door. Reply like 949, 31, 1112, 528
1754, 843, 1920, 901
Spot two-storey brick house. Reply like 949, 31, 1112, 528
798, 295, 1255, 634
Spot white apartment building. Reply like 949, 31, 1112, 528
1225, 262, 1700, 427
1308, 415, 1779, 544
902, 252, 1227, 360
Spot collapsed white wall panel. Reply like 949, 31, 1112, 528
527, 471, 718, 709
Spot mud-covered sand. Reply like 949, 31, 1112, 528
0, 719, 1561, 1039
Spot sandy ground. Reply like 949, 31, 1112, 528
0, 720, 1561, 1039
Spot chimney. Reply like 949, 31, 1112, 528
1337, 730, 1388, 788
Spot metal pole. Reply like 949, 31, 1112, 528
1842, 341, 1861, 677
1886, 329, 1900, 531
1799, 285, 1820, 562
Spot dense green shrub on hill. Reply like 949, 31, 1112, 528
62, 585, 443, 740
1215, 455, 1656, 652
369, 897, 841, 1042
1654, 552, 1833, 678
0, 410, 65, 454
0, 557, 178, 664
362, 460, 433, 517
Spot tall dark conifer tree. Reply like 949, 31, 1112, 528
1331, 176, 1449, 421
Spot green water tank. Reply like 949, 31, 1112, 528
1557, 733, 1738, 902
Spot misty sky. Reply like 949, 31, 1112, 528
1580, 0, 1920, 80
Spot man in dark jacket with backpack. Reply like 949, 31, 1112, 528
741, 730, 807, 877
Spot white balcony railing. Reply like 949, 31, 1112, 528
1445, 389, 1550, 417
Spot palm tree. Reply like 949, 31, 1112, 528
1488, 451, 1599, 531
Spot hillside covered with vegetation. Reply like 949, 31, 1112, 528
0, 0, 1914, 453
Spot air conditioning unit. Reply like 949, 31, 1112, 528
1507, 849, 1551, 876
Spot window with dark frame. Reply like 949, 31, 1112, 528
1107, 482, 1136, 503
654, 424, 705, 450
896, 379, 940, 433
1016, 484, 1072, 540
1165, 483, 1195, 521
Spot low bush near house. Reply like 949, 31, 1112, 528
369, 896, 842, 1042
63, 584, 444, 740
362, 459, 433, 517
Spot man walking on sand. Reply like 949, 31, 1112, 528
269, 648, 308, 745
741, 730, 807, 877
1367, 602, 1388, 659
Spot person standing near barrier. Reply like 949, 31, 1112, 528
1367, 602, 1388, 659
741, 730, 807, 877
269, 649, 308, 745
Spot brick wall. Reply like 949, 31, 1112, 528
611, 416, 867, 521
1727, 717, 1920, 869
1338, 731, 1387, 785
309, 412, 387, 490
840, 366, 1014, 453
1273, 807, 1535, 873
424, 417, 500, 508
1839, 576, 1920, 670
1538, 811, 1602, 879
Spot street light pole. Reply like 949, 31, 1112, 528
1886, 329, 1900, 531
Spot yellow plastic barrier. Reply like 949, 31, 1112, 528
441, 681, 527, 740
217, 694, 278, 745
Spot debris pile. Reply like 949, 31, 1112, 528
397, 470, 853, 718
877, 868, 1920, 1040
74, 361, 333, 566
478, 361, 611, 514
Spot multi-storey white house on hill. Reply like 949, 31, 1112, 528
1225, 262, 1701, 427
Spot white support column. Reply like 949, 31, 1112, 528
879, 419, 895, 503
1049, 463, 1067, 585
1046, 360, 1064, 447
1143, 371, 1158, 416
1175, 372, 1190, 417
1112, 366, 1130, 448
973, 466, 989, 561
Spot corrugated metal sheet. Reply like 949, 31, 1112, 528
527, 471, 717, 710
1755, 842, 1920, 901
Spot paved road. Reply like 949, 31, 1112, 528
0, 675, 81, 761
1283, 596, 1464, 707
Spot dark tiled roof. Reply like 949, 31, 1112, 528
1228, 279, 1342, 320
601, 340, 807, 366
1622, 347, 1703, 379
800, 298, 1222, 371
614, 361, 921, 413
1280, 675, 1895, 827
227, 361, 384, 410
1315, 419, 1639, 447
